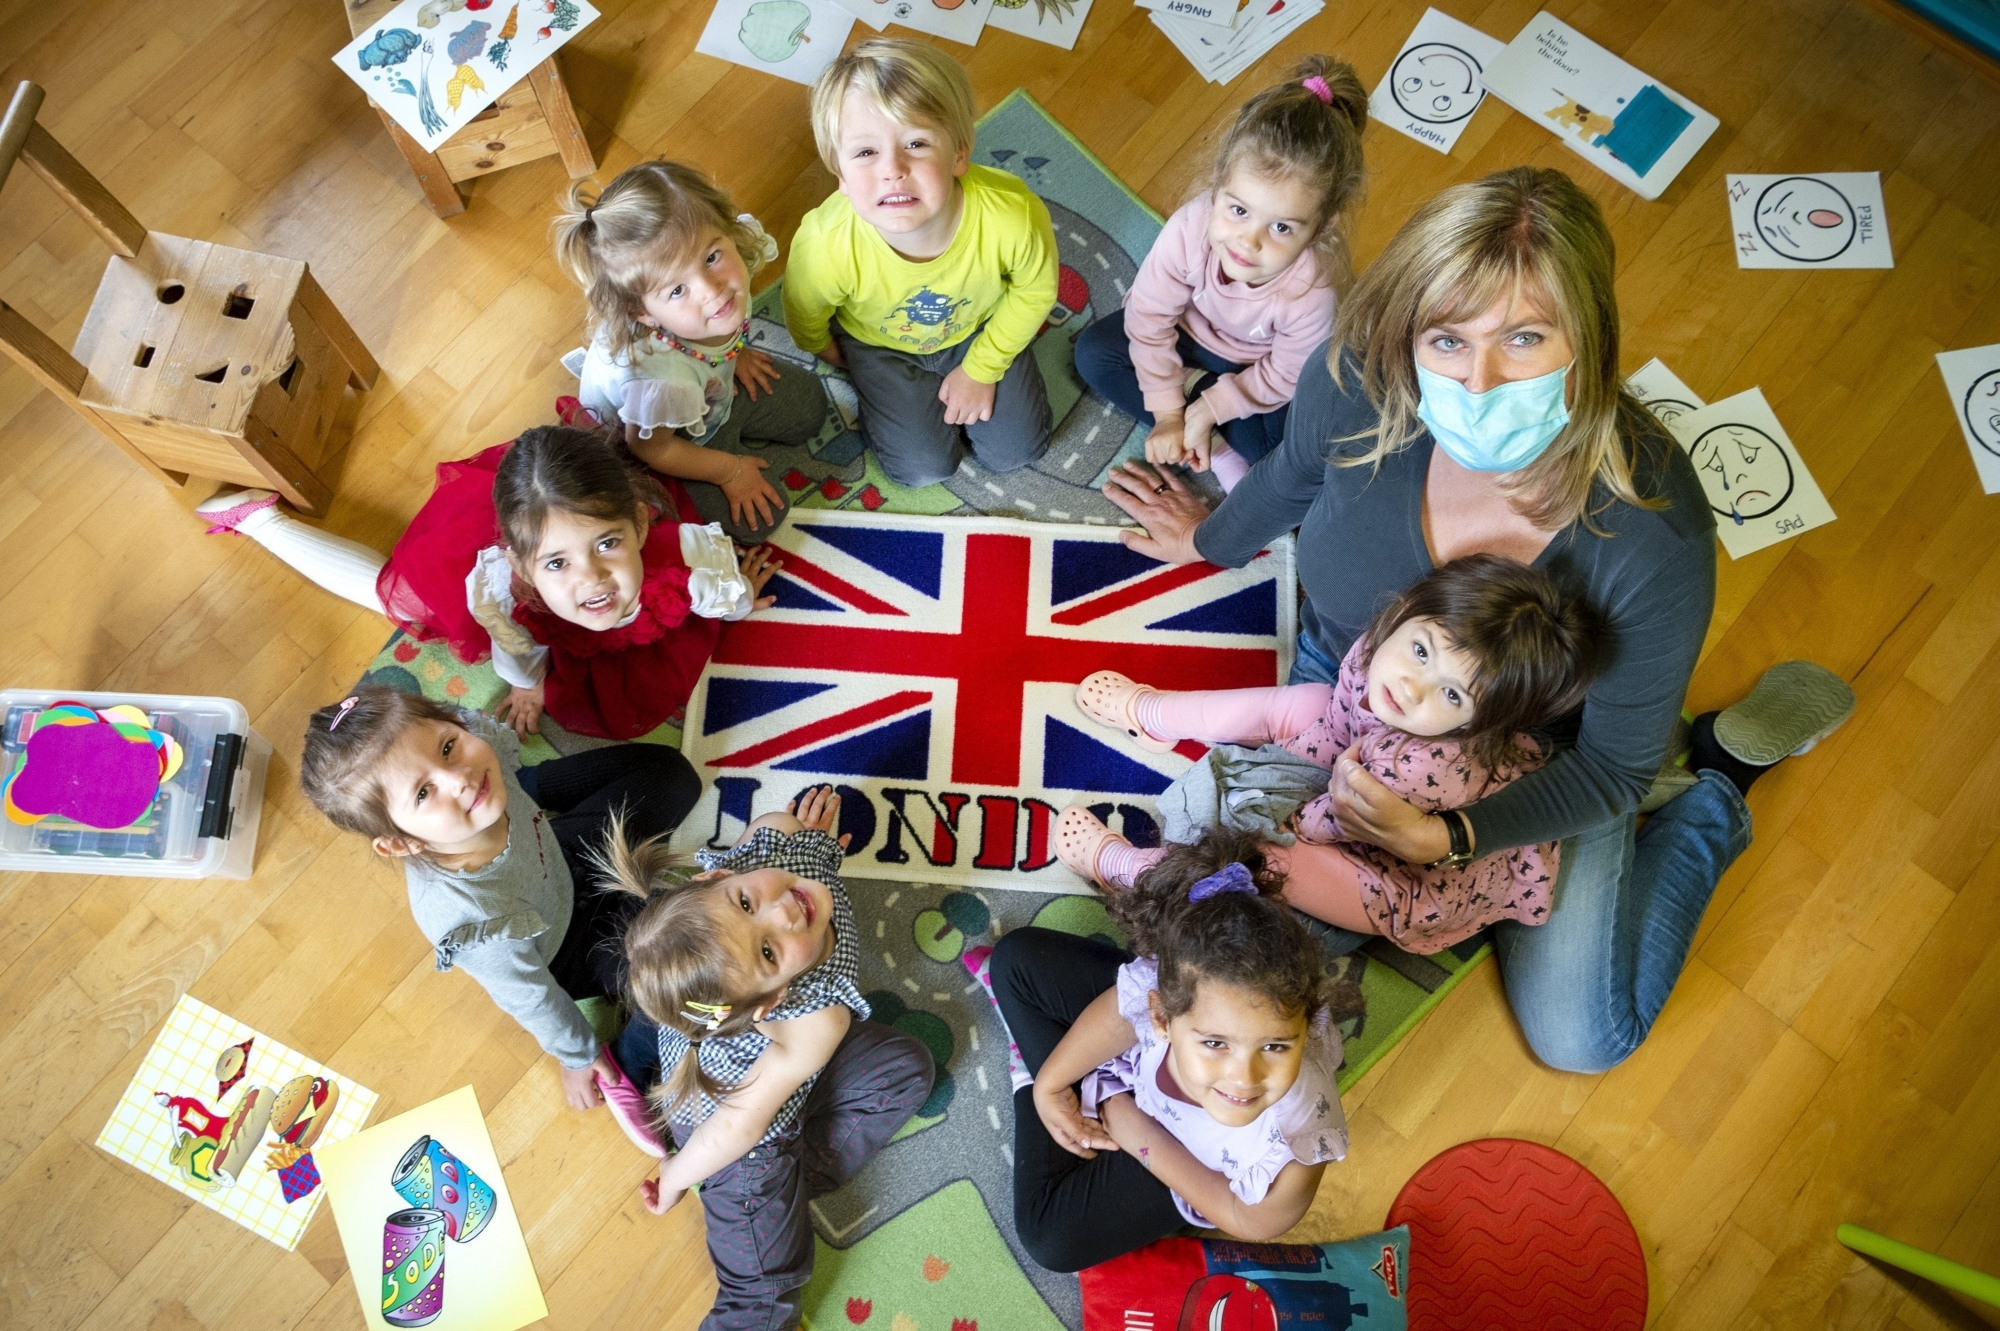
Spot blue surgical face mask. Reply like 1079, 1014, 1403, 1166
1415, 361, 1573, 472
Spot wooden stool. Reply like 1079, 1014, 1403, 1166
344, 0, 596, 218
0, 82, 377, 515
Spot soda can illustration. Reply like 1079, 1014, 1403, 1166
381, 1207, 446, 1326
390, 1136, 495, 1242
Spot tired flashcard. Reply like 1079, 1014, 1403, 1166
1480, 12, 1718, 200
1936, 343, 2000, 495
1665, 388, 1836, 559
1627, 356, 1706, 427
1369, 9, 1504, 154
1727, 173, 1893, 269
698, 0, 856, 85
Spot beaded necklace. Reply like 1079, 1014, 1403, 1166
653, 318, 750, 366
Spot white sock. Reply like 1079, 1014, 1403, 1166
234, 503, 389, 613
1210, 442, 1251, 492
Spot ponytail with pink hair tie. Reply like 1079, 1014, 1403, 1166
1302, 75, 1333, 104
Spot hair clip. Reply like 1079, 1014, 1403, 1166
682, 999, 731, 1031
327, 696, 359, 731
1302, 75, 1334, 105
1189, 862, 1257, 902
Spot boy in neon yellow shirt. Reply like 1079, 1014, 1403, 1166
786, 39, 1059, 488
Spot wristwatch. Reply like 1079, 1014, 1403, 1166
1426, 809, 1475, 870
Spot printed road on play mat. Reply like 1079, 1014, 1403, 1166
354, 91, 1497, 1330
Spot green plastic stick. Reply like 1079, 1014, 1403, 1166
1836, 1224, 2000, 1308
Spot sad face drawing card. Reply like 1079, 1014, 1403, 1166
1664, 388, 1836, 559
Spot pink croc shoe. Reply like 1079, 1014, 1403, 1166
1074, 671, 1173, 753
596, 1047, 666, 1158
1054, 804, 1129, 888
195, 489, 278, 536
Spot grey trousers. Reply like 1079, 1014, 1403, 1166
683, 357, 829, 543
676, 1020, 935, 1331
835, 326, 1052, 488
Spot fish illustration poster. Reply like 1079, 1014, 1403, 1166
95, 994, 377, 1250
317, 1085, 546, 1331
1664, 387, 1836, 559
1727, 172, 1893, 269
1368, 8, 1504, 155
1936, 342, 2000, 494
333, 0, 601, 153
698, 0, 856, 86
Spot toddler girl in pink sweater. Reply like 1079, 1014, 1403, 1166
1072, 55, 1367, 490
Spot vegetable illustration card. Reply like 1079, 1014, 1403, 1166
1664, 387, 1837, 559
697, 0, 856, 87
1727, 172, 1893, 269
1368, 8, 1504, 155
1480, 12, 1718, 200
333, 0, 600, 153
1626, 356, 1705, 427
875, 0, 992, 46
96, 994, 377, 1250
986, 0, 1095, 49
317, 1085, 546, 1331
1936, 343, 2000, 494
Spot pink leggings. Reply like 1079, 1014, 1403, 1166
1102, 685, 1380, 934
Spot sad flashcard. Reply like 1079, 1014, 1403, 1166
1936, 343, 2000, 495
1664, 388, 1836, 559
1727, 173, 1893, 269
1368, 8, 1504, 155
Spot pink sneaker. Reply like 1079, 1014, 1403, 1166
195, 489, 278, 535
596, 1047, 666, 1158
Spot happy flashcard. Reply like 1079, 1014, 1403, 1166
698, 0, 857, 86
333, 0, 601, 153
96, 995, 377, 1250
1626, 356, 1706, 428
317, 1085, 546, 1331
1664, 387, 1836, 559
1369, 9, 1504, 154
1727, 172, 1893, 269
1480, 12, 1718, 200
1936, 343, 2000, 494
985, 0, 1096, 49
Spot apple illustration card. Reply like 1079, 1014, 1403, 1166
1727, 172, 1893, 269
1369, 9, 1504, 154
987, 0, 1096, 48
1937, 343, 2000, 495
1480, 12, 1718, 200
697, 0, 855, 86
1664, 387, 1836, 559
1626, 356, 1705, 427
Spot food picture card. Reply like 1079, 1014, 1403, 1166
1368, 8, 1504, 154
317, 1085, 547, 1331
986, 0, 1096, 49
333, 0, 600, 153
1626, 356, 1705, 427
877, 0, 992, 45
697, 0, 856, 86
1480, 12, 1718, 200
96, 995, 377, 1250
1665, 387, 1836, 559
1936, 343, 2000, 494
1727, 172, 1893, 269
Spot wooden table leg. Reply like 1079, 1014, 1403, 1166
527, 57, 596, 180
296, 268, 380, 391
376, 107, 464, 217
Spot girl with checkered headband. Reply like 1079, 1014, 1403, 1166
591, 785, 933, 1331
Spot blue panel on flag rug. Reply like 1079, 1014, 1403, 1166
1042, 718, 1172, 796
769, 574, 844, 613
703, 678, 837, 735
773, 711, 933, 780
1147, 581, 1278, 636
795, 523, 946, 599
1051, 539, 1162, 606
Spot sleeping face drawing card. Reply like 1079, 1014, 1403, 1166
1935, 343, 2000, 494
1662, 388, 1836, 559
1369, 9, 1503, 154
1727, 173, 1892, 269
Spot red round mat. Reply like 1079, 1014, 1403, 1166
1385, 1137, 1647, 1331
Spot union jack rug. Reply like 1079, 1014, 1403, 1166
669, 510, 1296, 889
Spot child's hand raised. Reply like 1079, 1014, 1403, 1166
939, 365, 997, 426
738, 544, 782, 611
1032, 1079, 1119, 1159
787, 784, 852, 849
733, 347, 780, 401
496, 683, 545, 737
640, 1176, 688, 1216
1145, 409, 1188, 468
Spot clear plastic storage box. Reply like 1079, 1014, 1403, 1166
0, 689, 271, 879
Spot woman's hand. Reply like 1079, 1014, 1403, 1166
559, 1052, 613, 1111
1102, 461, 1211, 564
1181, 396, 1218, 472
1032, 1079, 1119, 1159
738, 544, 782, 611
496, 683, 545, 737
1145, 409, 1189, 467
1326, 743, 1458, 863
787, 784, 853, 850
720, 456, 783, 530
733, 347, 779, 400
640, 1176, 689, 1216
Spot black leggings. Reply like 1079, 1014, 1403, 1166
991, 927, 1187, 1273
520, 744, 701, 1003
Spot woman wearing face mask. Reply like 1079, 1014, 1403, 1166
1102, 167, 1854, 1074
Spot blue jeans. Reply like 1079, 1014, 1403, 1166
1072, 310, 1289, 464
1495, 770, 1753, 1073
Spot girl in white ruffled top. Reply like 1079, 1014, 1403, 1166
555, 160, 835, 544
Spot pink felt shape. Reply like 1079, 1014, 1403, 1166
8, 719, 164, 828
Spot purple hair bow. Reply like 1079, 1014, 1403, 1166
1188, 862, 1256, 902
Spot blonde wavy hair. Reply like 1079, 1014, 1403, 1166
552, 160, 769, 363
809, 38, 976, 175
1332, 167, 1665, 530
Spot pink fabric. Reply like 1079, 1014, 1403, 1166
1208, 445, 1252, 492
1137, 682, 1333, 747
1122, 194, 1335, 422
1097, 839, 1168, 888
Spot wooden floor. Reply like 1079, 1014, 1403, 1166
3, 0, 1999, 1326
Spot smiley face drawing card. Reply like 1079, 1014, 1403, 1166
1727, 172, 1893, 269
1935, 343, 2000, 495
1663, 388, 1837, 559
1368, 8, 1505, 155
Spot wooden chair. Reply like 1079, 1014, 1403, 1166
0, 82, 377, 515
344, 0, 596, 219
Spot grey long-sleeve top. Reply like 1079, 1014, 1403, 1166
403, 710, 598, 1070
1195, 346, 1717, 853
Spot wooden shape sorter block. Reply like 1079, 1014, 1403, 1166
344, 0, 596, 218
0, 82, 377, 515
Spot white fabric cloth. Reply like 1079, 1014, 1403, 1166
238, 505, 389, 614
679, 521, 758, 620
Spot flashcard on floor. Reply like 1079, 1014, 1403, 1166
878, 0, 991, 46
1368, 8, 1504, 154
1664, 388, 1836, 559
1727, 172, 1893, 268
1626, 356, 1706, 428
1936, 343, 2000, 494
96, 994, 377, 1250
986, 0, 1095, 47
1135, 0, 1237, 32
697, 0, 856, 85
824, 0, 890, 30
